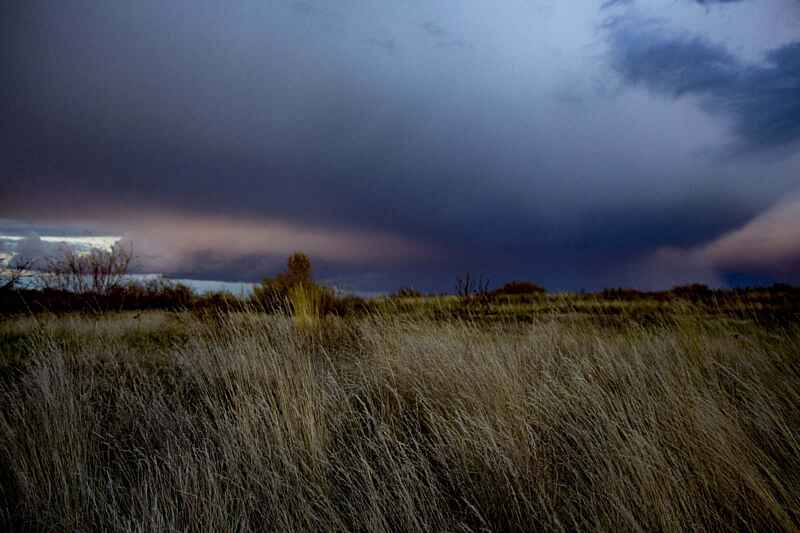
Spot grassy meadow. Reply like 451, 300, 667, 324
0, 295, 799, 531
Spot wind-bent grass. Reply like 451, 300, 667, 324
0, 309, 798, 532
288, 283, 322, 330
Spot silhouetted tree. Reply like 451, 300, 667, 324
286, 252, 312, 286
254, 252, 316, 310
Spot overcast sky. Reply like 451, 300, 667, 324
2, 0, 799, 291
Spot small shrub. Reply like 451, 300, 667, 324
192, 291, 241, 320
320, 293, 370, 317
492, 280, 546, 296
253, 252, 314, 312
391, 287, 424, 298
671, 283, 713, 301
600, 288, 644, 301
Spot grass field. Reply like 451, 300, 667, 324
1, 299, 799, 531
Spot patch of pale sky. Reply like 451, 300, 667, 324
0, 235, 121, 251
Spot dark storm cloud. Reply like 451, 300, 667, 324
8, 237, 55, 266
365, 37, 397, 54
603, 0, 744, 7
421, 21, 448, 39
1, 1, 798, 290
420, 20, 470, 49
602, 0, 634, 8
609, 19, 800, 151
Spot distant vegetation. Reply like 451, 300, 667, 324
492, 280, 546, 296
391, 287, 425, 298
2, 248, 798, 326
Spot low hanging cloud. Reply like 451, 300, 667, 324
608, 18, 800, 152
701, 198, 800, 277
110, 210, 432, 281
1, 200, 432, 281
642, 197, 800, 286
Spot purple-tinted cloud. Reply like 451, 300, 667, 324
609, 18, 800, 152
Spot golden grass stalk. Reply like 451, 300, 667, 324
288, 283, 321, 330
0, 307, 798, 531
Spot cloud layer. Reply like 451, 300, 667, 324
2, 1, 799, 290
609, 17, 800, 152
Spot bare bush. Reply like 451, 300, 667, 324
39, 243, 133, 296
455, 272, 491, 309
0, 258, 34, 291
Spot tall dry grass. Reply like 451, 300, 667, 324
0, 309, 798, 532
288, 283, 323, 330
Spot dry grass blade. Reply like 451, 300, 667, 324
0, 308, 798, 532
